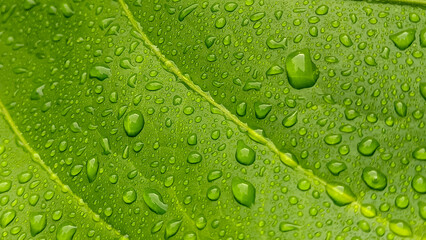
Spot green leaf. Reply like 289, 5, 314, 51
0, 0, 425, 239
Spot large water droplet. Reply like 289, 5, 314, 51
326, 182, 356, 206
165, 219, 182, 239
254, 102, 272, 119
123, 110, 144, 137
89, 65, 111, 81
362, 167, 387, 190
0, 209, 16, 228
282, 111, 298, 128
235, 140, 256, 165
357, 137, 380, 156
178, 4, 198, 21
326, 160, 347, 176
143, 189, 168, 215
279, 222, 299, 232
285, 49, 319, 89
86, 157, 99, 183
206, 186, 221, 201
30, 212, 47, 236
0, 180, 11, 193
389, 220, 412, 237
412, 174, 426, 193
232, 177, 255, 208
389, 29, 416, 50
324, 134, 342, 145
56, 222, 77, 240
187, 151, 202, 164
412, 147, 426, 161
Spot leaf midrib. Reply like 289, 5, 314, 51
0, 100, 129, 239
117, 0, 421, 237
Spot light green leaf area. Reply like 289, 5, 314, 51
0, 0, 425, 239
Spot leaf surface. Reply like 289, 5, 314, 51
0, 0, 425, 239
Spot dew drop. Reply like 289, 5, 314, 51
361, 167, 387, 190
389, 220, 412, 237
165, 219, 182, 239
254, 102, 272, 119
123, 110, 144, 137
231, 177, 255, 208
326, 160, 347, 176
0, 209, 16, 228
187, 151, 202, 164
235, 140, 256, 165
122, 188, 137, 204
357, 137, 380, 156
285, 49, 319, 89
389, 29, 416, 50
206, 186, 221, 201
412, 147, 425, 161
56, 222, 77, 240
412, 174, 426, 193
282, 111, 298, 128
89, 65, 111, 81
30, 212, 47, 236
86, 157, 99, 183
143, 189, 168, 215
326, 182, 356, 206
178, 4, 198, 21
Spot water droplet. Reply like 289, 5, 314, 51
297, 179, 311, 191
178, 4, 198, 21
145, 82, 163, 91
361, 204, 377, 218
18, 171, 33, 183
389, 29, 416, 50
232, 177, 255, 208
357, 137, 380, 156
412, 174, 426, 193
395, 195, 409, 209
89, 65, 111, 81
215, 17, 226, 29
324, 134, 342, 145
143, 189, 168, 215
315, 5, 329, 15
0, 180, 12, 193
165, 219, 182, 239
122, 188, 137, 204
206, 186, 221, 201
389, 220, 412, 237
0, 210, 16, 227
187, 134, 197, 145
30, 212, 47, 236
279, 222, 299, 232
123, 110, 144, 137
86, 158, 99, 183
236, 102, 247, 116
254, 102, 272, 119
362, 167, 387, 190
187, 151, 202, 164
151, 220, 163, 234
266, 36, 287, 49
235, 140, 256, 165
339, 34, 353, 47
326, 161, 347, 176
394, 101, 407, 117
56, 222, 77, 240
282, 111, 298, 128
412, 147, 425, 161
419, 202, 426, 220
285, 49, 319, 89
266, 65, 284, 76
326, 182, 356, 206
207, 170, 222, 182
59, 2, 74, 18
224, 2, 238, 12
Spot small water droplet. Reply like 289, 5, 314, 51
206, 186, 221, 201
235, 140, 256, 165
326, 161, 347, 176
